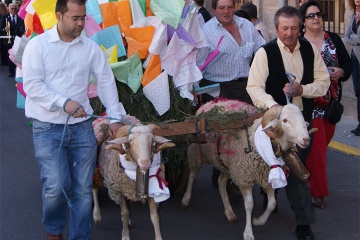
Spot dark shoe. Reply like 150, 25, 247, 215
46, 233, 63, 240
354, 131, 360, 136
350, 128, 360, 134
295, 225, 314, 240
8, 73, 14, 77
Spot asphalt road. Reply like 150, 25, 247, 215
0, 66, 359, 240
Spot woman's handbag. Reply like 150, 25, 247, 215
325, 99, 344, 124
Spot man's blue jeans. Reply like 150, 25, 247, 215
33, 118, 97, 240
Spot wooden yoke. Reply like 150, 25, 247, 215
151, 112, 264, 142
195, 118, 206, 167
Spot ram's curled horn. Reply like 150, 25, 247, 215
105, 137, 129, 154
261, 106, 283, 128
308, 128, 318, 135
115, 125, 130, 138
146, 123, 161, 130
152, 135, 176, 153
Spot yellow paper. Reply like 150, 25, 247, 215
125, 26, 155, 59
32, 0, 57, 30
142, 54, 161, 87
109, 45, 118, 63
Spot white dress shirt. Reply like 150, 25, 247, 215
22, 25, 126, 124
196, 15, 265, 82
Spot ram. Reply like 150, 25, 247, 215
93, 124, 175, 240
182, 100, 312, 240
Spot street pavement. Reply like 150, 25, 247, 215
0, 65, 359, 240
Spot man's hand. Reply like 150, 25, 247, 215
64, 100, 87, 118
329, 67, 344, 80
283, 82, 303, 97
108, 122, 124, 139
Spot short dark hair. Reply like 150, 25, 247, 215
299, 0, 323, 22
55, 0, 86, 13
194, 0, 204, 6
274, 6, 302, 30
240, 3, 257, 19
4, 0, 12, 7
212, 0, 235, 9
234, 10, 251, 21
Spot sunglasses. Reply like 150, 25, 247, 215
305, 12, 323, 20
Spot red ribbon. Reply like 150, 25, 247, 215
149, 168, 168, 190
271, 165, 289, 178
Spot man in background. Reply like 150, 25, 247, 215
240, 2, 272, 43
1, 2, 24, 77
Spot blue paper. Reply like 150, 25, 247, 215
86, 0, 103, 24
90, 25, 126, 58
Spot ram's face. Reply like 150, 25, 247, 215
280, 105, 310, 150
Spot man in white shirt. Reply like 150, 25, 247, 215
22, 0, 126, 239
196, 0, 265, 103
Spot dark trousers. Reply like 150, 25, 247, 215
199, 78, 251, 103
351, 53, 360, 129
285, 116, 316, 225
0, 39, 9, 65
6, 42, 15, 75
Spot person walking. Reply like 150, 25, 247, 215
22, 0, 126, 239
299, 0, 352, 210
240, 2, 272, 43
194, 0, 211, 27
247, 6, 330, 240
1, 2, 24, 77
344, 0, 360, 136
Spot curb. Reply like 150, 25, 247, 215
329, 141, 360, 157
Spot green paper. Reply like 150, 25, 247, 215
150, 0, 184, 29
138, 0, 146, 16
111, 52, 143, 93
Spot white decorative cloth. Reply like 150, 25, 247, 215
119, 151, 170, 203
254, 125, 287, 189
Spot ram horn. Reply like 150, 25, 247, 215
115, 125, 130, 138
261, 105, 283, 128
308, 128, 318, 135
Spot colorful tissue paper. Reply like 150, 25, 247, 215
111, 52, 143, 93
143, 71, 170, 116
86, 0, 103, 25
90, 25, 126, 58
32, 0, 57, 30
150, 0, 184, 29
141, 54, 161, 87
125, 26, 155, 59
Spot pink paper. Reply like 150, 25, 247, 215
17, 83, 27, 98
199, 36, 224, 71
84, 15, 102, 37
18, 0, 31, 19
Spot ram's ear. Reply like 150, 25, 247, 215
262, 119, 283, 139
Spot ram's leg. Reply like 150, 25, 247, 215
92, 187, 101, 225
148, 197, 162, 240
253, 187, 275, 226
182, 146, 199, 208
118, 195, 130, 240
218, 171, 237, 222
239, 187, 255, 240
